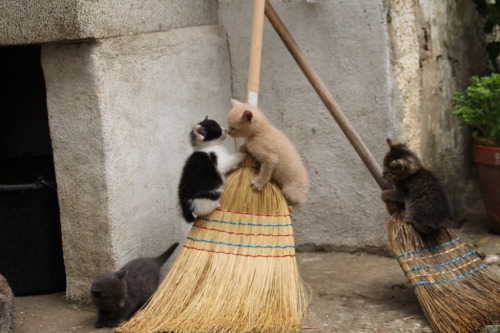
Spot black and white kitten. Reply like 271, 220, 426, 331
178, 116, 246, 222
381, 138, 452, 234
90, 242, 179, 328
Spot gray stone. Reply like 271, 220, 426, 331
0, 0, 218, 45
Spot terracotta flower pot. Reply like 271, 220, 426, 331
473, 143, 500, 234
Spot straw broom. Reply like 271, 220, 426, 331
263, 1, 500, 332
116, 1, 307, 332
115, 158, 307, 333
387, 213, 500, 333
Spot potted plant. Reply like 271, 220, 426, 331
453, 73, 500, 234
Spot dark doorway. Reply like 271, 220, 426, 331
0, 45, 66, 295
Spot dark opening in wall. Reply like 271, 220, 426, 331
0, 45, 66, 296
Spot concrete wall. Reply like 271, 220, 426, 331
220, 0, 394, 252
42, 25, 230, 298
41, 25, 232, 301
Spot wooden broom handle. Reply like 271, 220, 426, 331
264, 0, 389, 191
247, 0, 266, 106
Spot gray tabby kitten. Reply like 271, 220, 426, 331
90, 242, 178, 328
381, 139, 452, 234
0, 274, 14, 333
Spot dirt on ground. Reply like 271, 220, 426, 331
12, 251, 429, 333
10, 201, 500, 333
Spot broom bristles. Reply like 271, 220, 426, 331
387, 213, 500, 333
116, 157, 308, 333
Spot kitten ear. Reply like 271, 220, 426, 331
231, 99, 243, 107
201, 115, 208, 122
386, 138, 396, 148
193, 124, 205, 140
242, 110, 253, 122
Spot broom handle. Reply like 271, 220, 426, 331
264, 1, 389, 191
247, 0, 266, 106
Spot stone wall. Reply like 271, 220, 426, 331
387, 0, 487, 212
0, 0, 217, 45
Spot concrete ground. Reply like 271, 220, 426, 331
11, 201, 500, 333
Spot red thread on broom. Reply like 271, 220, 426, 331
215, 207, 290, 217
183, 244, 296, 258
193, 225, 294, 237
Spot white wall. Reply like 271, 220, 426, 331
220, 0, 393, 252
42, 25, 233, 301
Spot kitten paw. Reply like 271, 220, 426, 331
250, 177, 265, 191
380, 190, 390, 201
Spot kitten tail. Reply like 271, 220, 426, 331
155, 242, 179, 266
180, 199, 196, 223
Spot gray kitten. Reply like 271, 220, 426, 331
0, 274, 14, 333
90, 242, 178, 328
381, 139, 452, 234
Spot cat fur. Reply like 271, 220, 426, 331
90, 242, 179, 328
381, 138, 453, 233
178, 116, 246, 222
226, 99, 309, 210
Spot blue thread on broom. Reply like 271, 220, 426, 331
186, 236, 295, 249
404, 250, 477, 274
412, 265, 488, 288
198, 217, 292, 227
396, 237, 461, 260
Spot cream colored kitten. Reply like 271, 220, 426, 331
227, 99, 309, 210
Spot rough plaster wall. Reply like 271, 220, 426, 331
386, 0, 422, 151
0, 0, 218, 45
42, 44, 113, 300
42, 25, 232, 301
220, 0, 393, 253
388, 0, 488, 212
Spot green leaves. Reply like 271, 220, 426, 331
452, 73, 500, 146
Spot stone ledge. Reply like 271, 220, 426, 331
0, 0, 218, 46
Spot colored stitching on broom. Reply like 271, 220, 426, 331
198, 217, 293, 227
404, 250, 476, 274
407, 257, 482, 281
186, 237, 295, 249
183, 244, 296, 258
215, 208, 290, 217
412, 265, 488, 288
398, 242, 466, 264
395, 237, 461, 260
193, 225, 294, 237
